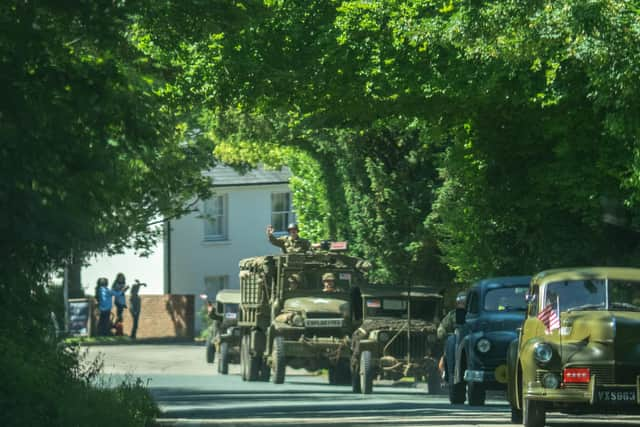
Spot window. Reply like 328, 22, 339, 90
484, 286, 528, 311
203, 195, 227, 241
466, 291, 479, 314
204, 276, 228, 301
271, 192, 294, 234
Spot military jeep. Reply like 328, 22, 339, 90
204, 289, 242, 374
350, 284, 443, 394
507, 267, 640, 427
238, 248, 369, 384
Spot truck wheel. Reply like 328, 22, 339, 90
523, 398, 545, 427
206, 335, 215, 364
426, 366, 442, 395
448, 368, 465, 404
218, 342, 230, 375
240, 335, 249, 381
272, 336, 286, 384
247, 351, 260, 381
351, 361, 361, 393
329, 360, 351, 385
258, 357, 270, 382
328, 366, 337, 385
510, 406, 523, 424
360, 350, 373, 394
467, 382, 485, 406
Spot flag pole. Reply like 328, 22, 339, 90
557, 294, 562, 364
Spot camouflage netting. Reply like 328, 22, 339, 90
239, 256, 276, 275
358, 318, 438, 334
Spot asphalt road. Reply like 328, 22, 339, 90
86, 344, 640, 427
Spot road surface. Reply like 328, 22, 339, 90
86, 343, 640, 427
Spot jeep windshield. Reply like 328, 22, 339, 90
365, 298, 438, 321
545, 279, 640, 312
484, 286, 528, 311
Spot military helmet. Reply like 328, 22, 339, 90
287, 223, 299, 230
322, 272, 336, 281
288, 273, 301, 283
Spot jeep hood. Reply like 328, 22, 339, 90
284, 297, 349, 315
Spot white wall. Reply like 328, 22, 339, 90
169, 183, 290, 331
82, 244, 164, 295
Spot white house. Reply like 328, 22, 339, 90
166, 165, 295, 331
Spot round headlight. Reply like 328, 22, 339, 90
378, 331, 390, 342
534, 342, 553, 364
291, 314, 304, 327
542, 372, 560, 389
476, 338, 491, 353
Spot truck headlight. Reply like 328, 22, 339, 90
291, 314, 304, 327
378, 331, 390, 343
534, 342, 553, 364
476, 338, 491, 353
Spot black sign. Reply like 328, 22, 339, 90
68, 299, 92, 337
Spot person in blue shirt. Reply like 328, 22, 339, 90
97, 278, 115, 336
111, 273, 129, 324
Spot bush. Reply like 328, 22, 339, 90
0, 335, 160, 427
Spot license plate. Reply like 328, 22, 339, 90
596, 388, 637, 403
304, 318, 343, 328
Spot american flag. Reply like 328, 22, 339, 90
538, 303, 560, 334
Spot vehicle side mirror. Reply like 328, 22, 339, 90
455, 307, 466, 325
525, 292, 536, 303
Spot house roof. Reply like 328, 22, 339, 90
207, 164, 291, 187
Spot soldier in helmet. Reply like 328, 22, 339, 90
322, 272, 337, 293
266, 223, 311, 254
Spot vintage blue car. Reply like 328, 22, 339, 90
445, 276, 531, 405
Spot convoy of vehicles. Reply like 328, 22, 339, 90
204, 237, 640, 425
204, 289, 242, 374
506, 267, 640, 427
444, 276, 531, 405
350, 284, 443, 394
237, 247, 370, 384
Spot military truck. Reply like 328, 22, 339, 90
238, 247, 370, 384
204, 289, 242, 374
350, 284, 444, 394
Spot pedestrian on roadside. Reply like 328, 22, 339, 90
111, 272, 129, 323
97, 278, 114, 336
129, 279, 146, 339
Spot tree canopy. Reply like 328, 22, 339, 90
134, 0, 640, 285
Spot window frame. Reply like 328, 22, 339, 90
270, 192, 295, 236
202, 194, 228, 241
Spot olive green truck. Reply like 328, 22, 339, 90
238, 251, 370, 384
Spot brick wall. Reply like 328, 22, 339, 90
92, 294, 194, 339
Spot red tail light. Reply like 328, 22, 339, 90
563, 367, 590, 383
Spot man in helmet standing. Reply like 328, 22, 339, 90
266, 223, 311, 254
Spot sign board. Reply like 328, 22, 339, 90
68, 298, 92, 337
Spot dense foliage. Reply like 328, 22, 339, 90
1, 2, 213, 425
138, 0, 640, 284
4, 1, 640, 420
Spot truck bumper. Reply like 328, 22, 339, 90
525, 378, 640, 411
283, 337, 350, 361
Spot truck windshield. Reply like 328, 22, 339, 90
224, 303, 239, 320
365, 298, 438, 321
484, 286, 528, 311
546, 279, 640, 312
